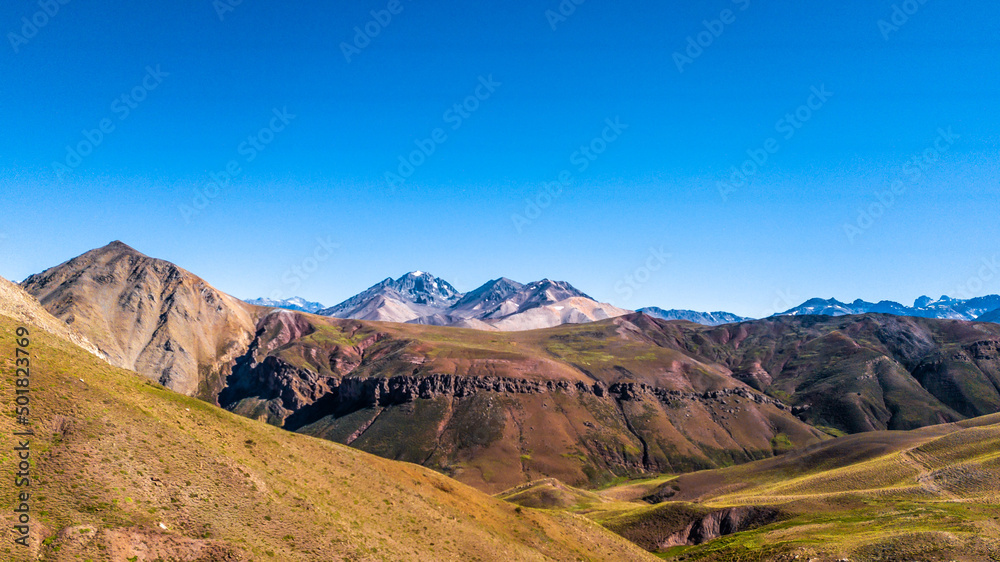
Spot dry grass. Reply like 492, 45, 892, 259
498, 416, 1000, 561
0, 314, 655, 561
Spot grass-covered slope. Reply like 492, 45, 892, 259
506, 416, 1000, 560
0, 314, 655, 561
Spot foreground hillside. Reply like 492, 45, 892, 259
0, 314, 654, 561
502, 415, 1000, 560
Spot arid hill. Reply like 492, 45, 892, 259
0, 274, 105, 360
21, 241, 256, 398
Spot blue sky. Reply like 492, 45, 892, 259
1, 0, 998, 317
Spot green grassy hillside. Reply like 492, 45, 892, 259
501, 415, 1000, 560
0, 314, 655, 561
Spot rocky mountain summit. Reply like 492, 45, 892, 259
21, 241, 256, 397
315, 273, 629, 330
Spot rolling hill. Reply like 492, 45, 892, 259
509, 413, 1000, 560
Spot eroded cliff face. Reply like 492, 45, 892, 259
668, 506, 784, 546
604, 504, 786, 551
216, 310, 825, 492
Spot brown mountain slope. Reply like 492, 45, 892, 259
218, 309, 827, 492
0, 274, 105, 360
0, 313, 654, 561
639, 314, 1000, 433
20, 241, 256, 398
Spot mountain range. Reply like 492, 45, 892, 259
244, 296, 326, 313
6, 240, 1000, 559
775, 294, 1000, 321
637, 307, 749, 326
303, 271, 631, 331
250, 289, 1000, 330
13, 240, 1000, 491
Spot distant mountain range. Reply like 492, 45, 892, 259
637, 307, 750, 326
244, 296, 326, 313
638, 295, 1000, 326
246, 289, 1000, 329
253, 272, 631, 331
775, 295, 1000, 322
246, 277, 1000, 330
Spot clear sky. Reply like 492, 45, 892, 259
1, 0, 998, 317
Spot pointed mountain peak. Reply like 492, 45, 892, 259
95, 240, 144, 256
451, 277, 525, 311
533, 279, 592, 301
